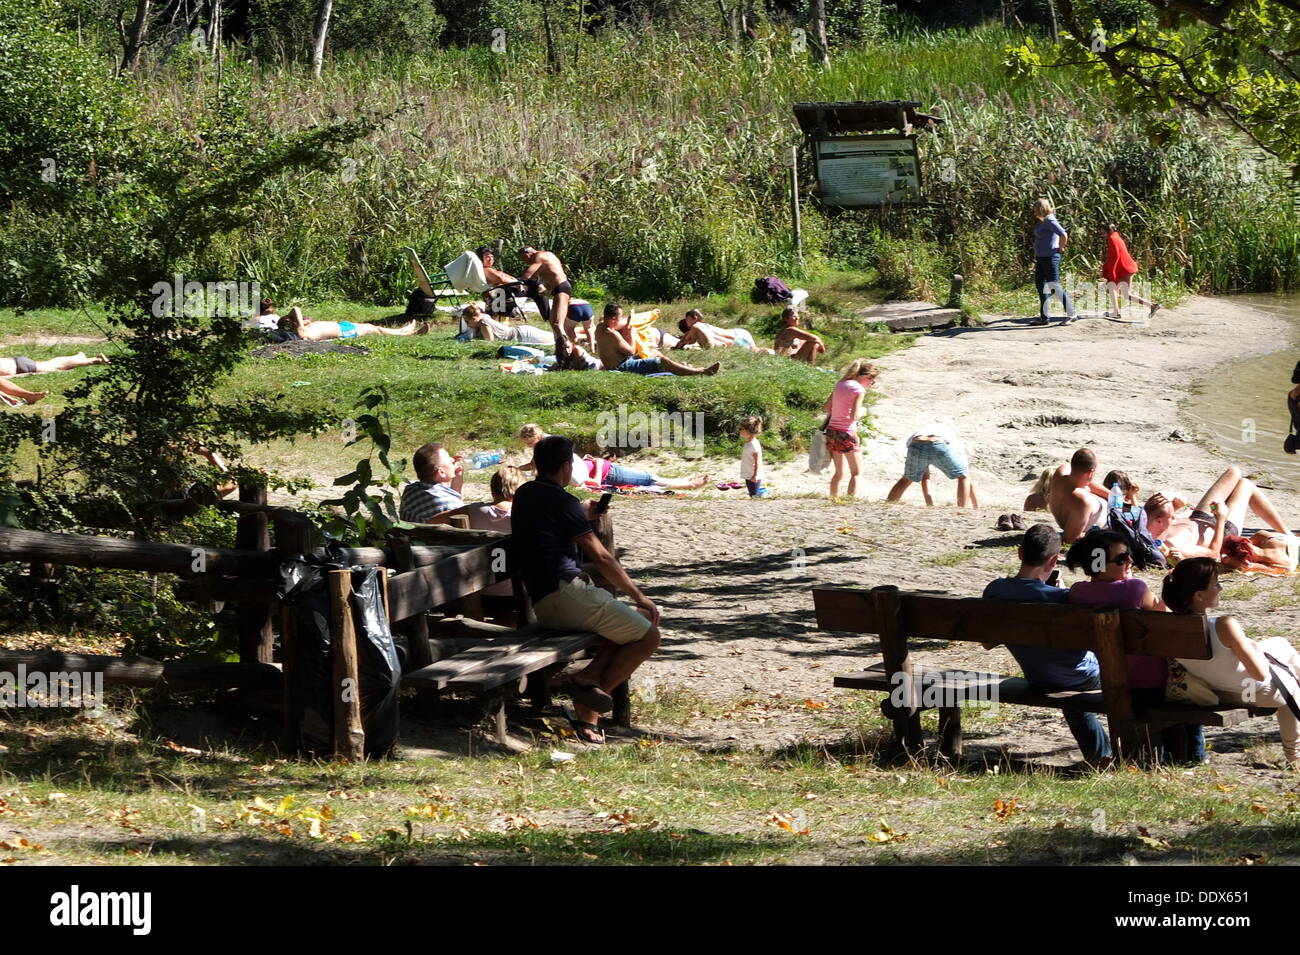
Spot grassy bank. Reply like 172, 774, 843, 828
0, 271, 907, 483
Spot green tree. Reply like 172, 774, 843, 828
1006, 0, 1300, 176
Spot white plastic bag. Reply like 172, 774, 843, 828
808, 428, 830, 473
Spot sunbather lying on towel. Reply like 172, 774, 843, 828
1144, 466, 1292, 562
462, 303, 554, 345
516, 424, 708, 488
1, 352, 108, 377
279, 307, 427, 341
674, 310, 773, 354
0, 377, 47, 405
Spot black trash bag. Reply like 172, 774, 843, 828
278, 557, 401, 758
347, 564, 402, 757
405, 288, 436, 317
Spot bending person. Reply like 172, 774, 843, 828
279, 307, 427, 341
519, 247, 574, 366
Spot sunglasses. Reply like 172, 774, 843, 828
1109, 552, 1134, 566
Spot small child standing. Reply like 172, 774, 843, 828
739, 415, 764, 498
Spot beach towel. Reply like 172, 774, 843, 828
627, 308, 663, 358
444, 251, 488, 293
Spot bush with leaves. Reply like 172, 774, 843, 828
319, 387, 410, 546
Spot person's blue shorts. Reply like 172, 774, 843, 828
904, 440, 968, 482
614, 357, 662, 375
568, 302, 594, 323
338, 321, 358, 339
606, 464, 658, 487
731, 328, 754, 349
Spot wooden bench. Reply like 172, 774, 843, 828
813, 585, 1274, 763
388, 512, 631, 746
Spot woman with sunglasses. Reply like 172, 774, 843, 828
1064, 528, 1205, 763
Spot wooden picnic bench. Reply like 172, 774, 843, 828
813, 585, 1273, 763
382, 511, 630, 747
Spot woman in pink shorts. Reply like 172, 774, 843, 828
822, 359, 879, 499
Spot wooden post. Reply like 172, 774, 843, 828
235, 485, 274, 664
388, 535, 432, 670
947, 273, 964, 310
872, 585, 922, 751
328, 569, 365, 761
279, 602, 299, 754
449, 515, 484, 621
789, 145, 803, 264
1092, 608, 1141, 763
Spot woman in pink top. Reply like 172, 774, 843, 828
821, 359, 879, 499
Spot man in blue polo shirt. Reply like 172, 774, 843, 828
511, 435, 661, 745
983, 522, 1112, 764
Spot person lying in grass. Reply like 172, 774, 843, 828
278, 306, 427, 341
461, 303, 554, 345
1, 352, 108, 377
674, 310, 773, 354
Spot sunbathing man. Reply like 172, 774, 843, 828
674, 310, 773, 354
0, 377, 47, 405
461, 303, 554, 345
772, 308, 826, 363
519, 247, 574, 366
595, 303, 719, 377
1047, 448, 1111, 543
279, 307, 427, 341
1144, 465, 1293, 561
1, 352, 108, 377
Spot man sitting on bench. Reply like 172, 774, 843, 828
398, 442, 465, 523
981, 523, 1113, 765
511, 435, 661, 745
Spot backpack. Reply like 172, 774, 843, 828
752, 276, 793, 304
405, 288, 436, 317
1108, 505, 1166, 570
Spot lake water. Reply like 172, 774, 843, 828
1182, 294, 1300, 489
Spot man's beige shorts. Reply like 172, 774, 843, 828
534, 577, 652, 645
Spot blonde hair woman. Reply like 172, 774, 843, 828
1032, 198, 1076, 325
822, 359, 879, 500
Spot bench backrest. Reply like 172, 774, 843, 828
813, 586, 1213, 660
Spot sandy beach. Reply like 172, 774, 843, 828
609, 296, 1300, 775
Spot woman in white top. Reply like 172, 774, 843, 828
1164, 557, 1300, 767
463, 303, 554, 345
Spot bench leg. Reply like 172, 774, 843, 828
938, 706, 963, 760
527, 666, 555, 712
610, 681, 632, 728
880, 699, 924, 754
1112, 720, 1150, 766
481, 689, 510, 746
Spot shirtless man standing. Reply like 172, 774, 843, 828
1144, 465, 1293, 560
595, 303, 719, 377
519, 247, 573, 366
673, 310, 773, 354
1048, 448, 1111, 543
772, 308, 826, 363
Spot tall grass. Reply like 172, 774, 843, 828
2, 24, 1297, 306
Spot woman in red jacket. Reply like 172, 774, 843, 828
1102, 224, 1161, 319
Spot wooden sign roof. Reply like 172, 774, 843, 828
792, 100, 944, 135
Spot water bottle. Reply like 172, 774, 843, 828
470, 449, 504, 469
1108, 482, 1123, 511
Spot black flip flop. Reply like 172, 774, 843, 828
565, 680, 614, 714
568, 718, 605, 745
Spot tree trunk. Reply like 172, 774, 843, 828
120, 0, 152, 74
310, 0, 332, 78
541, 0, 561, 74
1045, 0, 1059, 40
810, 0, 829, 67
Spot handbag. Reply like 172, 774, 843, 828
1263, 652, 1300, 721
807, 415, 831, 474
1166, 659, 1219, 706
